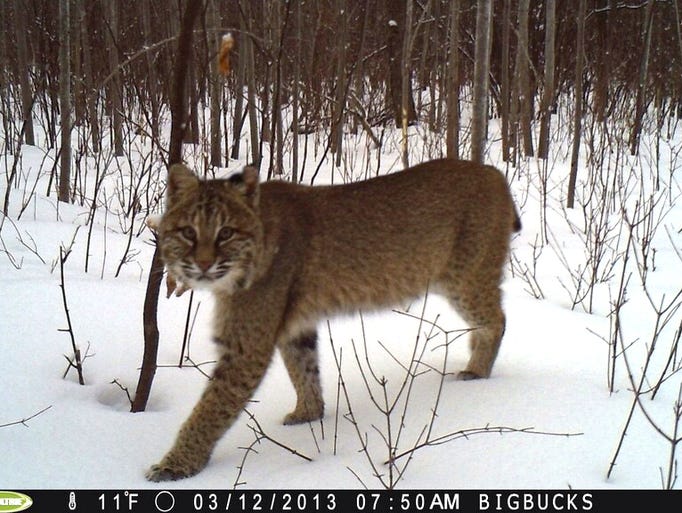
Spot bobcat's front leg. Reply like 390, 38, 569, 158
146, 345, 273, 482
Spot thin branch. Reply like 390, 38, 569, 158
243, 409, 312, 462
388, 425, 583, 465
0, 406, 53, 429
111, 379, 134, 407
59, 245, 85, 385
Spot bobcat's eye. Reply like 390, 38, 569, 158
217, 226, 234, 242
179, 226, 197, 241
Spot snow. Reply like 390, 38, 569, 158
1, 114, 681, 491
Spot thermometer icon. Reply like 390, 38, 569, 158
68, 491, 77, 510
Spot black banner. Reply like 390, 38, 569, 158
8, 489, 682, 513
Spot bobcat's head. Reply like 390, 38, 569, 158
157, 164, 263, 293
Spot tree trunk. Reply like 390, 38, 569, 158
538, 0, 556, 160
330, 0, 347, 166
291, 0, 301, 182
58, 0, 71, 202
268, 0, 289, 177
243, 1, 260, 167
593, 0, 614, 123
470, 0, 492, 164
630, 0, 656, 156
209, 0, 222, 168
79, 0, 100, 152
142, 0, 160, 146
230, 2, 247, 161
400, 0, 414, 168
229, 8, 244, 161
567, 0, 587, 209
132, 0, 204, 414
14, 0, 35, 146
184, 57, 200, 145
387, 0, 417, 128
514, 0, 533, 157
446, 0, 460, 159
500, 0, 512, 162
106, 1, 124, 157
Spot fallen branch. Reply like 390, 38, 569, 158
387, 425, 584, 465
0, 406, 53, 429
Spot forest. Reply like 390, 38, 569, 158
2, 0, 682, 490
1, 0, 681, 190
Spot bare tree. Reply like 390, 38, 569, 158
78, 0, 100, 152
386, 0, 417, 128
230, 3, 246, 161
470, 0, 492, 164
14, 0, 35, 146
58, 0, 71, 203
630, 0, 656, 156
538, 0, 556, 160
567, 0, 586, 209
445, 0, 460, 159
209, 0, 223, 168
513, 0, 533, 157
132, 0, 205, 413
400, 0, 415, 168
242, 1, 260, 167
500, 0, 512, 162
291, 0, 302, 182
330, 0, 348, 167
105, 1, 124, 157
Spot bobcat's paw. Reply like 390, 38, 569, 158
457, 370, 484, 381
146, 462, 202, 482
283, 405, 324, 425
145, 455, 207, 482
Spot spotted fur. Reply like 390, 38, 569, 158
146, 159, 520, 481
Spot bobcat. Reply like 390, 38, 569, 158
146, 158, 520, 481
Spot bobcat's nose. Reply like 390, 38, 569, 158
195, 258, 214, 273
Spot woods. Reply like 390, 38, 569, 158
2, 1, 682, 489
1, 0, 681, 187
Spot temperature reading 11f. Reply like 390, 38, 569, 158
98, 492, 139, 511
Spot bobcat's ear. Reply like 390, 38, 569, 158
229, 165, 260, 207
167, 164, 198, 203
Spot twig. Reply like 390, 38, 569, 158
178, 290, 195, 367
0, 406, 53, 429
662, 381, 682, 489
156, 357, 216, 380
243, 409, 312, 462
333, 345, 343, 456
62, 342, 94, 380
111, 379, 134, 407
327, 321, 387, 487
58, 246, 85, 385
388, 425, 583, 464
233, 437, 260, 489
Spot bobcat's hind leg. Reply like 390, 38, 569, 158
449, 283, 506, 380
278, 331, 324, 425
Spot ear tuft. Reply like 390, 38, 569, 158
231, 166, 260, 207
167, 164, 198, 202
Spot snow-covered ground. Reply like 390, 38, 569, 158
1, 117, 680, 490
